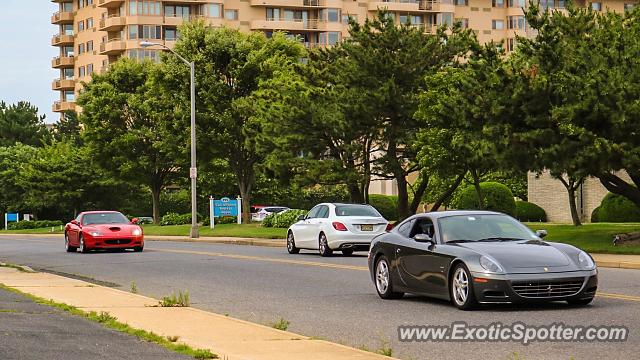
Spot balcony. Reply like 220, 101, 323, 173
97, 0, 125, 8
251, 19, 342, 32
52, 101, 76, 113
99, 39, 126, 55
51, 11, 74, 25
369, 0, 454, 12
250, 0, 343, 7
52, 55, 75, 68
99, 15, 126, 31
51, 33, 74, 46
52, 78, 76, 91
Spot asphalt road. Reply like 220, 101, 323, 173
0, 286, 191, 360
1, 235, 639, 360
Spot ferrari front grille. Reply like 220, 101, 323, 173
511, 279, 584, 298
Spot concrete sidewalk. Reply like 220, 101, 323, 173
0, 266, 395, 360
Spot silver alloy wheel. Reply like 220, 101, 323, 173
376, 259, 390, 294
319, 235, 327, 254
453, 267, 469, 306
79, 237, 85, 253
287, 233, 294, 252
64, 233, 69, 251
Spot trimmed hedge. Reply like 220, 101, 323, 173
591, 206, 601, 223
7, 220, 64, 230
598, 193, 640, 223
368, 194, 398, 221
515, 201, 547, 222
454, 182, 516, 216
262, 209, 307, 228
160, 213, 191, 226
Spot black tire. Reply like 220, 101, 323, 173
286, 231, 299, 254
64, 233, 77, 253
318, 233, 333, 257
374, 255, 404, 299
450, 263, 477, 310
78, 235, 89, 254
567, 298, 593, 306
342, 249, 354, 256
133, 246, 144, 252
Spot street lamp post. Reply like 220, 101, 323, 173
140, 41, 199, 238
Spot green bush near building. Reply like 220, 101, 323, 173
597, 193, 640, 223
515, 201, 547, 222
7, 220, 64, 230
454, 182, 516, 216
368, 194, 399, 221
262, 210, 307, 228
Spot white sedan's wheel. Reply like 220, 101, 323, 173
318, 233, 332, 257
287, 231, 299, 254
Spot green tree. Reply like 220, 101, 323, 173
164, 21, 305, 223
52, 111, 82, 145
0, 144, 38, 214
0, 101, 51, 147
77, 59, 188, 223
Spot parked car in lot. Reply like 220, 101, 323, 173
287, 203, 390, 256
251, 205, 290, 222
64, 211, 144, 253
368, 211, 598, 310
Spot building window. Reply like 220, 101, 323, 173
128, 49, 160, 62
78, 66, 86, 78
164, 28, 178, 40
62, 2, 73, 11
492, 0, 505, 7
86, 40, 93, 52
62, 24, 74, 36
342, 14, 357, 24
625, 3, 635, 10
437, 13, 453, 26
508, 16, 525, 30
321, 8, 340, 22
130, 1, 161, 16
62, 46, 74, 57
78, 21, 85, 32
64, 90, 75, 101
86, 18, 94, 29
63, 68, 74, 80
455, 0, 468, 5
539, 0, 554, 9
319, 31, 340, 45
87, 64, 94, 75
509, 0, 526, 6
456, 18, 469, 28
492, 19, 505, 30
507, 38, 518, 52
266, 8, 280, 21
225, 9, 238, 20
557, 0, 566, 8
128, 25, 162, 39
78, 43, 85, 55
591, 2, 602, 10
165, 5, 190, 18
203, 3, 222, 18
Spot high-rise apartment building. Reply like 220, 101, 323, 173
51, 0, 633, 115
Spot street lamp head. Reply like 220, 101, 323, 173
139, 41, 160, 48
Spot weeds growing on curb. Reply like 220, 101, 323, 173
160, 290, 190, 307
0, 262, 34, 273
0, 284, 216, 359
271, 318, 290, 331
130, 281, 138, 294
167, 335, 180, 342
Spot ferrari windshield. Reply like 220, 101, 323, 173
438, 214, 538, 243
83, 212, 129, 225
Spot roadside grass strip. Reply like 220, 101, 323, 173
0, 283, 217, 360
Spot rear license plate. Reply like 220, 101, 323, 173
361, 225, 373, 231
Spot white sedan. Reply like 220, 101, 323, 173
286, 203, 390, 256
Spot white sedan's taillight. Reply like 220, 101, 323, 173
332, 222, 348, 231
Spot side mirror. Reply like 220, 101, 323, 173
70, 220, 79, 226
414, 233, 435, 245
131, 218, 139, 224
298, 215, 307, 221
536, 229, 548, 239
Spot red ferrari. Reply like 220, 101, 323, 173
64, 211, 144, 253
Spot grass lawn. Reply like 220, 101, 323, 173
526, 223, 640, 255
141, 223, 287, 239
0, 227, 64, 234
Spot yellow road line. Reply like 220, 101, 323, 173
597, 292, 640, 302
155, 248, 370, 272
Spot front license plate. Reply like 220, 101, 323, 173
361, 225, 373, 231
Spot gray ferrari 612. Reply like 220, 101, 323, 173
368, 211, 598, 310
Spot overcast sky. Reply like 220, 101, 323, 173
0, 1, 59, 123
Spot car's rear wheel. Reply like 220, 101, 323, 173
375, 256, 403, 299
567, 298, 593, 306
450, 263, 477, 310
342, 249, 353, 256
318, 233, 332, 257
78, 235, 89, 254
64, 233, 77, 253
286, 231, 299, 254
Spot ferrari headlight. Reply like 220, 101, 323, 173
577, 251, 596, 270
480, 256, 504, 273
89, 231, 102, 237
132, 228, 142, 236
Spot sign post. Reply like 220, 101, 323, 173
237, 196, 242, 225
210, 197, 241, 228
4, 213, 19, 230
209, 196, 215, 229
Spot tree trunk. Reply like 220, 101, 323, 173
430, 172, 466, 212
409, 174, 429, 214
238, 181, 252, 224
347, 180, 364, 203
151, 185, 161, 224
471, 169, 484, 209
396, 175, 410, 220
567, 187, 582, 226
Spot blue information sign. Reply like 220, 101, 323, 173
6, 213, 18, 222
212, 197, 238, 217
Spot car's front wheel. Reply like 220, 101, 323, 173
64, 233, 77, 253
374, 256, 403, 299
318, 233, 333, 257
78, 235, 89, 254
133, 246, 144, 252
287, 231, 299, 254
450, 263, 477, 310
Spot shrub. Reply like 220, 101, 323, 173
262, 209, 307, 228
160, 213, 191, 226
597, 193, 640, 222
591, 206, 601, 223
515, 201, 547, 222
7, 220, 64, 230
454, 182, 516, 216
368, 194, 399, 221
